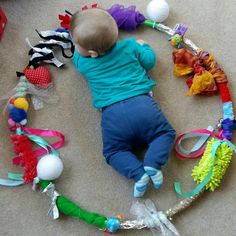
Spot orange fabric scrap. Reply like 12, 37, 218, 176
187, 70, 214, 95
198, 50, 228, 83
172, 48, 217, 96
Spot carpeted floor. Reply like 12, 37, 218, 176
0, 0, 236, 235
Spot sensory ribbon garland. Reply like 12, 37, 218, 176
1, 4, 235, 236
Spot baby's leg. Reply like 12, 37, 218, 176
143, 104, 176, 188
104, 146, 150, 197
144, 126, 176, 170
125, 95, 176, 188
101, 104, 150, 197
105, 144, 145, 181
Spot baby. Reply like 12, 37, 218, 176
70, 8, 176, 197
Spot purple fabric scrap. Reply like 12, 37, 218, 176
221, 118, 236, 140
107, 4, 146, 31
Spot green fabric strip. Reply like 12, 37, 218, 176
57, 196, 107, 229
39, 180, 107, 229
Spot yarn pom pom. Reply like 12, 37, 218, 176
7, 104, 15, 112
9, 98, 16, 104
8, 118, 16, 127
14, 97, 29, 111
10, 107, 27, 123
20, 119, 27, 126
192, 139, 234, 191
146, 0, 169, 22
37, 154, 63, 180
108, 4, 146, 31
106, 217, 121, 233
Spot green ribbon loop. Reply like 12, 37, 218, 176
8, 172, 23, 181
174, 140, 236, 198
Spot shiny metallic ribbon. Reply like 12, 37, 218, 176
32, 177, 40, 191
42, 182, 60, 219
143, 20, 199, 53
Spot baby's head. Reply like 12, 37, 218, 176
70, 8, 118, 58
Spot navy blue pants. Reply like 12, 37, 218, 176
101, 94, 176, 182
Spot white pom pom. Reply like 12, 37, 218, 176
146, 0, 169, 22
37, 154, 63, 180
20, 119, 27, 126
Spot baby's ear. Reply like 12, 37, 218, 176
88, 50, 99, 58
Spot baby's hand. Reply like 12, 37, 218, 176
136, 39, 147, 45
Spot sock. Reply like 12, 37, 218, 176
133, 173, 150, 198
144, 166, 163, 189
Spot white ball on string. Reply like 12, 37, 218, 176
37, 154, 63, 180
146, 0, 170, 22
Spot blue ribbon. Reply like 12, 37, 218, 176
0, 173, 24, 187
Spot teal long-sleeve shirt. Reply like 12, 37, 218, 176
73, 38, 156, 108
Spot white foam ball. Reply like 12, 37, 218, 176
146, 0, 169, 22
37, 154, 63, 180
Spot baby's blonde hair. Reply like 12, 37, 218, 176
70, 8, 118, 55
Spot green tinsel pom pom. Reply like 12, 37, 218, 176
192, 138, 234, 191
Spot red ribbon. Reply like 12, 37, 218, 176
174, 129, 222, 159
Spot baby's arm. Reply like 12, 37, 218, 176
135, 39, 156, 71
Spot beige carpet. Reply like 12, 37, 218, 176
0, 0, 236, 235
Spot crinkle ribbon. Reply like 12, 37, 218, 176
130, 200, 180, 236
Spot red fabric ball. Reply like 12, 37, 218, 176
23, 65, 52, 89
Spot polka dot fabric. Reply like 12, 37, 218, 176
23, 66, 52, 89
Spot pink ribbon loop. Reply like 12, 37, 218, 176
174, 128, 222, 159
13, 127, 65, 165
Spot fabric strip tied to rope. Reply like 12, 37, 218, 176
174, 139, 236, 198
